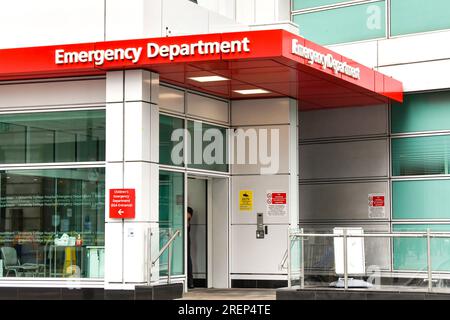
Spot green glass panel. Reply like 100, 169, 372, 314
392, 92, 450, 134
187, 121, 228, 172
0, 110, 105, 164
0, 168, 105, 278
159, 171, 184, 276
392, 136, 450, 176
292, 0, 348, 11
393, 180, 450, 220
292, 1, 386, 45
159, 115, 184, 167
391, 0, 450, 36
393, 224, 450, 272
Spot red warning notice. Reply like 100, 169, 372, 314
271, 192, 287, 205
109, 189, 136, 219
370, 195, 385, 207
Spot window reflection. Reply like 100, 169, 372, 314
0, 168, 105, 278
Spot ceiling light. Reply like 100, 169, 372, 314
234, 89, 271, 95
189, 76, 229, 82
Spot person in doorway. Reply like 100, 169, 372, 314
187, 206, 194, 289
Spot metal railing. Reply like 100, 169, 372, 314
286, 228, 450, 293
147, 229, 181, 285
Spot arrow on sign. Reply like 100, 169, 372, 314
118, 209, 124, 216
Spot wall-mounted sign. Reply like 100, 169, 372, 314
239, 190, 253, 211
266, 191, 287, 216
368, 193, 385, 219
109, 189, 136, 219
291, 39, 361, 80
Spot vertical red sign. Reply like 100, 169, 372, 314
109, 189, 136, 219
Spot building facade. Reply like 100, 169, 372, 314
0, 0, 445, 297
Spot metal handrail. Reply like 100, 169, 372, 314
152, 229, 181, 267
148, 229, 181, 285
287, 229, 450, 293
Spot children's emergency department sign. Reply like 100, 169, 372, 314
109, 189, 136, 219
239, 190, 253, 211
266, 191, 287, 216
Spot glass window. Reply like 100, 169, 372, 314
392, 179, 450, 220
292, 0, 350, 11
392, 92, 450, 134
187, 120, 228, 172
391, 0, 450, 36
0, 110, 105, 164
0, 168, 105, 278
393, 224, 450, 272
159, 171, 184, 276
160, 115, 184, 167
292, 1, 386, 45
392, 135, 450, 176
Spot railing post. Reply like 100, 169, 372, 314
287, 229, 291, 288
168, 230, 172, 285
147, 227, 152, 286
301, 228, 305, 290
343, 229, 348, 290
427, 228, 432, 292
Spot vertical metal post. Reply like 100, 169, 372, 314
167, 230, 172, 285
343, 229, 348, 290
427, 228, 432, 292
147, 228, 152, 286
300, 228, 305, 290
287, 229, 291, 288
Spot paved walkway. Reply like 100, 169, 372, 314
178, 288, 276, 300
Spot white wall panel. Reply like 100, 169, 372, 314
0, 0, 104, 48
231, 98, 290, 126
162, 0, 209, 36
105, 222, 123, 283
232, 175, 290, 224
300, 139, 389, 180
255, 0, 276, 24
187, 93, 229, 124
378, 60, 450, 93
124, 102, 152, 162
231, 224, 287, 274
236, 0, 255, 25
123, 162, 158, 222
123, 222, 150, 283
379, 30, 450, 66
300, 105, 388, 141
0, 79, 106, 108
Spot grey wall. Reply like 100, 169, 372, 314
299, 104, 391, 271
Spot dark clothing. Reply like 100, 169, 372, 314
187, 224, 194, 288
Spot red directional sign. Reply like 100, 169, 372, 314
109, 189, 136, 219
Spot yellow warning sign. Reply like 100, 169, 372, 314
239, 190, 253, 211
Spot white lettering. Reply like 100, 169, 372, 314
55, 38, 251, 66
291, 39, 361, 80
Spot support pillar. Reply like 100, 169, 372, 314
104, 69, 160, 290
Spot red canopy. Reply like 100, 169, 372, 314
0, 29, 402, 110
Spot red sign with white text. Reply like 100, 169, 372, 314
271, 192, 287, 205
370, 196, 385, 207
109, 189, 136, 219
